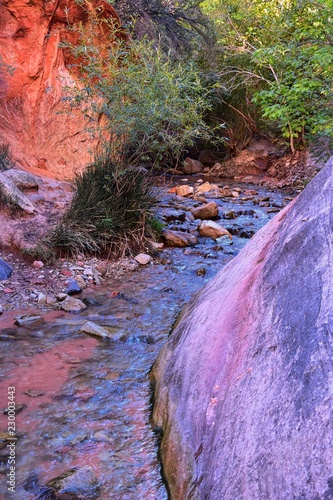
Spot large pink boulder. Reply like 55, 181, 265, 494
152, 159, 333, 498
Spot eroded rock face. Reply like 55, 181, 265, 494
0, 0, 120, 179
152, 159, 333, 498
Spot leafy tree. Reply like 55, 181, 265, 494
201, 0, 333, 152
63, 6, 213, 168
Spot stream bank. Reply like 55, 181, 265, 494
0, 177, 295, 499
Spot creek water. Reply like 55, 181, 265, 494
0, 178, 295, 499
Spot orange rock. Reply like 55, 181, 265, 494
0, 0, 122, 179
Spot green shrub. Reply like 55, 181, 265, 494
0, 143, 14, 172
63, 10, 214, 169
47, 157, 156, 257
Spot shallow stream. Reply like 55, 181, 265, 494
0, 177, 295, 499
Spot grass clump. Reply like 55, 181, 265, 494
0, 143, 14, 172
47, 157, 156, 257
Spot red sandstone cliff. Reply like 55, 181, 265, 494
0, 0, 120, 179
152, 159, 333, 498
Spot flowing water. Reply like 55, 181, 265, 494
0, 178, 295, 499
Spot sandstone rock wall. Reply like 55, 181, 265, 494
152, 159, 333, 498
0, 0, 120, 179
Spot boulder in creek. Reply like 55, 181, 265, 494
151, 158, 333, 499
0, 173, 36, 213
191, 201, 219, 220
182, 157, 204, 175
162, 230, 198, 247
198, 220, 232, 239
0, 258, 13, 280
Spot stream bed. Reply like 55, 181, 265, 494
0, 177, 295, 499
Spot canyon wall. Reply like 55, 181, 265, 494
0, 0, 120, 179
152, 159, 333, 499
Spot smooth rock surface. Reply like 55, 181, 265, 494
2, 169, 39, 190
0, 174, 36, 213
152, 159, 333, 499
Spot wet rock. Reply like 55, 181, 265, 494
162, 230, 198, 247
0, 258, 13, 280
134, 253, 151, 265
223, 210, 237, 220
198, 221, 232, 240
195, 181, 217, 194
2, 169, 39, 190
47, 465, 100, 499
238, 229, 255, 238
0, 173, 36, 214
14, 314, 42, 326
182, 157, 204, 175
65, 279, 82, 296
80, 321, 113, 339
175, 185, 194, 197
60, 296, 87, 312
191, 202, 219, 220
160, 208, 186, 222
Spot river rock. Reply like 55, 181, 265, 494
182, 157, 204, 175
191, 202, 218, 220
134, 253, 151, 265
175, 185, 194, 197
80, 321, 113, 339
61, 296, 87, 312
0, 173, 36, 214
47, 465, 100, 499
162, 230, 198, 247
65, 279, 82, 295
195, 181, 218, 194
151, 157, 333, 499
198, 220, 231, 239
0, 258, 13, 280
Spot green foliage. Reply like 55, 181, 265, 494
201, 0, 333, 152
47, 157, 156, 257
63, 11, 214, 169
0, 143, 14, 172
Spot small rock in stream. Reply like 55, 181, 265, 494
80, 321, 114, 339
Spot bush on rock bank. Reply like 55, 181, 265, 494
47, 157, 156, 258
